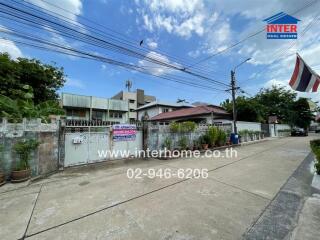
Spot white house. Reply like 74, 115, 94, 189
136, 100, 194, 121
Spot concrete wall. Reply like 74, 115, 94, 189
0, 119, 59, 179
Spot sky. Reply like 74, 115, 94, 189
1, 0, 320, 105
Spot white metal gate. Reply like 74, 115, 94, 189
64, 129, 143, 167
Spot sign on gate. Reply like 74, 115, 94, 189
112, 124, 136, 141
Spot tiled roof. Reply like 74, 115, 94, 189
151, 105, 229, 121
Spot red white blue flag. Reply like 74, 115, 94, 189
289, 54, 320, 92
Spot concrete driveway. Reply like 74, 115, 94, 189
0, 137, 313, 240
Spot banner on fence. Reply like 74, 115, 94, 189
112, 124, 137, 141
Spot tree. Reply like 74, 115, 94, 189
290, 98, 314, 129
0, 53, 65, 103
221, 97, 263, 122
220, 85, 316, 129
254, 85, 297, 123
0, 94, 64, 122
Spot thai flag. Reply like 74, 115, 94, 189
289, 54, 320, 92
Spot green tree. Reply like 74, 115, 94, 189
254, 85, 297, 123
0, 53, 65, 103
221, 97, 262, 122
0, 94, 64, 122
290, 98, 314, 129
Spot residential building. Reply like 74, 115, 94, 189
61, 93, 129, 124
136, 100, 194, 121
112, 89, 156, 122
150, 105, 231, 124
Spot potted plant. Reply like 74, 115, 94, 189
192, 139, 200, 151
216, 129, 227, 147
12, 139, 39, 183
207, 126, 218, 147
0, 144, 5, 186
199, 134, 209, 150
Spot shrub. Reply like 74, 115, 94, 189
162, 137, 172, 150
310, 140, 320, 175
217, 129, 227, 146
180, 121, 196, 133
169, 121, 196, 133
14, 139, 40, 171
178, 136, 188, 150
207, 126, 218, 146
199, 134, 210, 145
169, 122, 180, 133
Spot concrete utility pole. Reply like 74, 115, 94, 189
230, 57, 251, 135
231, 70, 237, 134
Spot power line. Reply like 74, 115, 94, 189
6, 0, 227, 86
0, 0, 230, 88
22, 0, 219, 76
0, 31, 226, 93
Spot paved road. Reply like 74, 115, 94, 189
0, 136, 314, 240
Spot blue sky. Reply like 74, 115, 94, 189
1, 0, 320, 104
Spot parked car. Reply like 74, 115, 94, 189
315, 127, 320, 133
291, 128, 308, 136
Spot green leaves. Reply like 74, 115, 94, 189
0, 53, 65, 104
14, 139, 40, 170
169, 121, 196, 133
0, 94, 64, 122
221, 85, 314, 127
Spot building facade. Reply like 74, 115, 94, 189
61, 93, 129, 124
150, 105, 231, 124
112, 89, 156, 122
136, 100, 194, 121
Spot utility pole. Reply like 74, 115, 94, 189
230, 57, 251, 135
231, 70, 237, 134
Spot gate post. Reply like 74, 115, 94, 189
142, 120, 149, 154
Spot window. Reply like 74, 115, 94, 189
92, 110, 103, 120
163, 108, 169, 113
109, 111, 123, 118
66, 109, 86, 118
129, 99, 135, 103
130, 109, 135, 112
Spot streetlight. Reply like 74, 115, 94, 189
231, 57, 251, 135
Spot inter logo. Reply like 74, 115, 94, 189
263, 12, 300, 39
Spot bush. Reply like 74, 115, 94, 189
162, 137, 172, 150
199, 134, 210, 145
216, 129, 227, 146
169, 122, 180, 133
207, 126, 218, 146
310, 140, 320, 175
178, 136, 188, 150
14, 139, 40, 171
169, 121, 196, 133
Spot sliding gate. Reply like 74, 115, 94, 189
63, 125, 142, 167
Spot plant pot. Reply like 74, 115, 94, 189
202, 144, 209, 150
11, 169, 31, 183
0, 171, 5, 186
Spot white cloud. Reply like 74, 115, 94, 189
146, 38, 158, 49
65, 78, 85, 89
138, 51, 180, 76
0, 39, 23, 59
29, 0, 82, 21
136, 0, 206, 38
